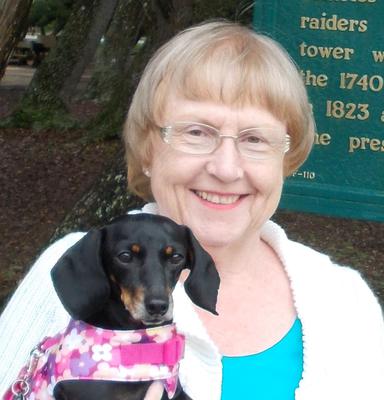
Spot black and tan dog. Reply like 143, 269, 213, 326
49, 213, 220, 400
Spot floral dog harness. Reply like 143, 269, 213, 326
5, 319, 185, 400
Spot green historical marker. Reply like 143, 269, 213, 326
253, 0, 384, 221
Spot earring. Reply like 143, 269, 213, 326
143, 168, 151, 178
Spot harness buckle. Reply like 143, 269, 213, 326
11, 379, 29, 400
9, 345, 44, 399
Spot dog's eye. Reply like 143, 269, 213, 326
117, 251, 133, 263
169, 253, 184, 264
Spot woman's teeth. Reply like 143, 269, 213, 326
195, 191, 240, 205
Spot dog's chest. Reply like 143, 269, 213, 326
6, 320, 184, 400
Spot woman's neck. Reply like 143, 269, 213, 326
203, 232, 267, 282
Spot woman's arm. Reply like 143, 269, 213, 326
0, 232, 85, 394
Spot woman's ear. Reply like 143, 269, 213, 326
183, 227, 220, 315
51, 229, 110, 321
142, 167, 151, 178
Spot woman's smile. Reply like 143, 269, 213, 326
193, 190, 245, 208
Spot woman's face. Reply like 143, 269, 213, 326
148, 95, 287, 249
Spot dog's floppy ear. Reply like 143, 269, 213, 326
51, 229, 110, 321
184, 227, 220, 315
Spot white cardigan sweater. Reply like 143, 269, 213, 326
1, 205, 384, 399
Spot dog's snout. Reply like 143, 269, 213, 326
145, 297, 169, 316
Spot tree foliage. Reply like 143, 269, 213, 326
28, 0, 75, 34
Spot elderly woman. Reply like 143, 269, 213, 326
1, 21, 383, 400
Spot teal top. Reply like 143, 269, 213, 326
221, 318, 303, 399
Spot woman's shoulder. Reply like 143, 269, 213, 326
262, 219, 334, 269
14, 231, 87, 282
40, 232, 87, 261
263, 220, 381, 303
3, 231, 87, 309
263, 219, 354, 269
1, 231, 86, 325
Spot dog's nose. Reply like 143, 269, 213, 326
145, 298, 169, 316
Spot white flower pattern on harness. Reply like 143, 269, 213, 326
91, 343, 113, 362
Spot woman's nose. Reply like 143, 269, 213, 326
205, 137, 244, 182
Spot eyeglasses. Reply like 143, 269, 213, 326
159, 122, 290, 160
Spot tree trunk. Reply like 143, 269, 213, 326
86, 0, 194, 139
86, 0, 148, 138
84, 0, 145, 103
0, 0, 33, 81
8, 0, 113, 129
51, 150, 144, 240
60, 0, 119, 105
152, 0, 193, 40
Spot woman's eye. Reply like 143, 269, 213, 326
185, 128, 205, 136
244, 134, 261, 144
117, 251, 133, 263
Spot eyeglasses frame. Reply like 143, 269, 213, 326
159, 121, 291, 159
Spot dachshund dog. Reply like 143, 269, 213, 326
48, 213, 220, 400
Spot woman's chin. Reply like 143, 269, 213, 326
188, 220, 247, 249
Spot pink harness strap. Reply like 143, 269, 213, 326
119, 335, 184, 366
5, 320, 185, 400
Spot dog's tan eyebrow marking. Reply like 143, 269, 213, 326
131, 244, 141, 253
164, 246, 174, 255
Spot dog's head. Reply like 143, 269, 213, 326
51, 214, 220, 327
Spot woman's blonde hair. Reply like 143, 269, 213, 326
124, 20, 315, 200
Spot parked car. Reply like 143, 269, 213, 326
9, 33, 55, 66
